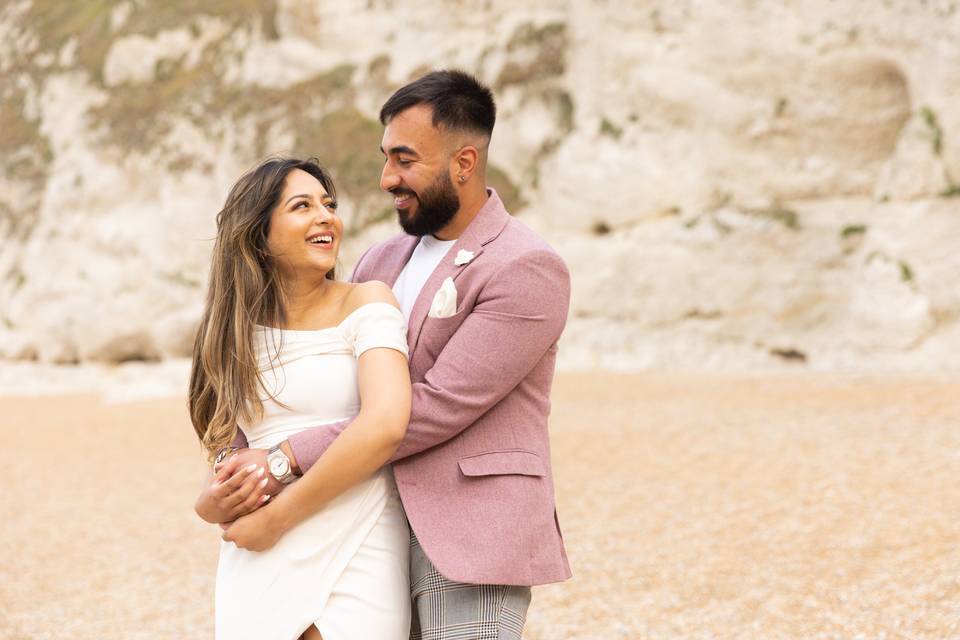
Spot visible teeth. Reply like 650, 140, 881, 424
309, 235, 332, 244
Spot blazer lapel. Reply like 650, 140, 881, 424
381, 235, 420, 287
405, 188, 511, 355
357, 233, 419, 287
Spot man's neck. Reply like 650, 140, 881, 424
434, 185, 489, 241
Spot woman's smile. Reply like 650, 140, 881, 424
306, 231, 335, 249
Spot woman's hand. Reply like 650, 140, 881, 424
194, 453, 271, 524
228, 446, 287, 497
221, 503, 287, 552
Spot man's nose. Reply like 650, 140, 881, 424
380, 163, 400, 192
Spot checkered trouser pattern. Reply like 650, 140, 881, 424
409, 531, 532, 640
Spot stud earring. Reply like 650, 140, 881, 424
458, 175, 466, 183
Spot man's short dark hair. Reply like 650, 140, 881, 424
379, 70, 496, 137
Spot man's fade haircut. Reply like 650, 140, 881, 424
379, 69, 496, 139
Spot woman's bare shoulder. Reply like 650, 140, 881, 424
341, 280, 400, 314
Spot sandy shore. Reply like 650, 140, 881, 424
2, 372, 959, 639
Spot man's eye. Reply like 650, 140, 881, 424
398, 159, 412, 166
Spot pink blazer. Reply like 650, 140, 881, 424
257, 189, 571, 586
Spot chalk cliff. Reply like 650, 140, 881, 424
1, 0, 958, 371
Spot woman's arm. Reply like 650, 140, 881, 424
221, 325, 411, 551
277, 345, 410, 524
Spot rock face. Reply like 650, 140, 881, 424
1, 0, 959, 371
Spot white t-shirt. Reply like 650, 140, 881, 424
392, 235, 457, 321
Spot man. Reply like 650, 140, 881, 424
213, 69, 571, 638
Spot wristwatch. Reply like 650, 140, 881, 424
267, 444, 300, 484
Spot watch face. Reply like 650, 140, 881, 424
269, 455, 289, 477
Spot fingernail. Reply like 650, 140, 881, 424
245, 463, 258, 472
257, 467, 265, 477
259, 477, 268, 487
261, 494, 270, 502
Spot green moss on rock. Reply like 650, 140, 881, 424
118, 0, 276, 37
23, 0, 278, 82
745, 204, 801, 231
840, 224, 867, 238
0, 91, 42, 155
24, 0, 114, 80
0, 88, 52, 238
294, 107, 383, 201
91, 51, 221, 148
496, 22, 567, 88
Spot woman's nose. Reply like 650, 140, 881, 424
313, 207, 335, 224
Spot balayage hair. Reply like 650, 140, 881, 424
189, 157, 337, 460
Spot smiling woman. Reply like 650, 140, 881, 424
189, 157, 341, 461
267, 167, 343, 294
188, 156, 413, 639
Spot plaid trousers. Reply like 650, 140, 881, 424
409, 531, 532, 640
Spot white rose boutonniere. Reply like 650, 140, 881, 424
454, 249, 475, 266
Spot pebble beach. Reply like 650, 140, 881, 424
2, 371, 958, 639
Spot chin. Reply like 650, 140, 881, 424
310, 257, 338, 273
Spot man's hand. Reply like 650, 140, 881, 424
221, 503, 286, 552
194, 452, 270, 524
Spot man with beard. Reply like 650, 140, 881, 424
213, 70, 572, 638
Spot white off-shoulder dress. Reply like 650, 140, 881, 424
215, 302, 411, 640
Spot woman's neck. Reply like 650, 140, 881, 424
281, 276, 340, 327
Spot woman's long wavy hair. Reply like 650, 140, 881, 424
189, 157, 337, 461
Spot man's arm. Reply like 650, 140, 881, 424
287, 249, 570, 471
222, 404, 351, 498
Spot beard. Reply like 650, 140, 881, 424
393, 171, 460, 237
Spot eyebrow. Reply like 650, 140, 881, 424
380, 144, 419, 157
283, 193, 333, 207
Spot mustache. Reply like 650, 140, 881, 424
389, 187, 416, 197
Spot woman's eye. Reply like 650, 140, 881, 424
324, 201, 338, 212
293, 201, 308, 210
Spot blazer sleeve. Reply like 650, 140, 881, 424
289, 247, 570, 471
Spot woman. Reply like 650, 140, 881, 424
188, 157, 412, 639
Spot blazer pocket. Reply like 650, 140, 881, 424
419, 307, 468, 360
458, 449, 546, 478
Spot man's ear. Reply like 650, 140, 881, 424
454, 145, 479, 179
